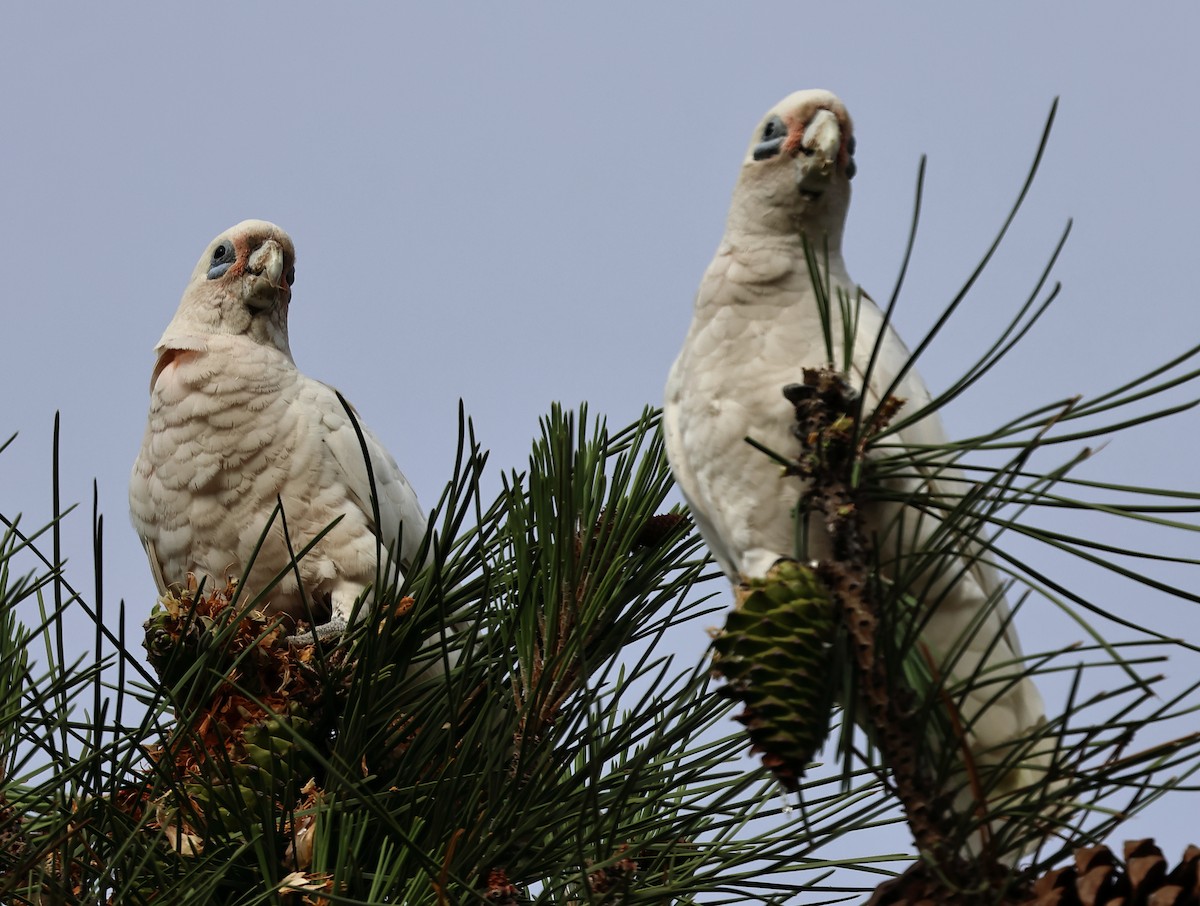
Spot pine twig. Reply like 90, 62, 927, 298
784, 368, 960, 871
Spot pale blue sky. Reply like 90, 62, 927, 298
2, 3, 1199, 872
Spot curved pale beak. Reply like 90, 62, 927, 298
796, 109, 842, 194
244, 240, 289, 310
248, 239, 286, 286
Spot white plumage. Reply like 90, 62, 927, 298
664, 90, 1047, 794
130, 220, 426, 636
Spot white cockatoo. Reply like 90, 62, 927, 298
130, 220, 427, 638
664, 90, 1048, 802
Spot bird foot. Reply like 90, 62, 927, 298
287, 615, 347, 648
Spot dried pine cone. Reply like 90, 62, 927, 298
865, 839, 1200, 906
1023, 840, 1200, 906
142, 580, 341, 861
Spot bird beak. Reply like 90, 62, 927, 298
794, 109, 842, 196
802, 110, 842, 165
244, 240, 289, 310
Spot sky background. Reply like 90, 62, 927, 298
3, 2, 1199, 882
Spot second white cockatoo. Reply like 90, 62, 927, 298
130, 220, 428, 639
664, 91, 1049, 805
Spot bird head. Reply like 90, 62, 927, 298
727, 89, 856, 246
158, 220, 297, 355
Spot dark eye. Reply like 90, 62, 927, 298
284, 265, 296, 287
752, 116, 788, 161
761, 116, 785, 142
207, 241, 237, 280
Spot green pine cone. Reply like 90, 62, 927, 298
241, 706, 317, 781
156, 703, 319, 853
143, 603, 218, 689
711, 560, 838, 791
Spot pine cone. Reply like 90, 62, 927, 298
866, 839, 1200, 906
711, 560, 838, 791
1023, 840, 1200, 906
143, 581, 337, 861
